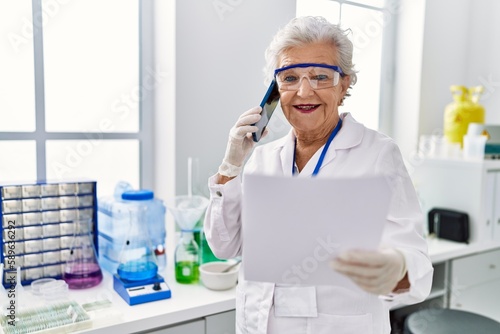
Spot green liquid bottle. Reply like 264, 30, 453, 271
175, 261, 200, 284
175, 231, 200, 284
193, 218, 221, 265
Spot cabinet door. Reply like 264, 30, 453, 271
492, 172, 500, 242
450, 249, 500, 321
146, 319, 205, 334
449, 280, 500, 322
206, 310, 236, 334
485, 172, 496, 241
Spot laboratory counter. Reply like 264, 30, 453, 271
80, 238, 499, 333
69, 268, 236, 334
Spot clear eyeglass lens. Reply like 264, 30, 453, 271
276, 67, 340, 90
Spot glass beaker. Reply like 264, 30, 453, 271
63, 219, 103, 289
116, 206, 159, 281
175, 231, 200, 284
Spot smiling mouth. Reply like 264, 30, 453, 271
294, 104, 320, 113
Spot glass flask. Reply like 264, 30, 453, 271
97, 187, 166, 274
175, 231, 200, 284
116, 206, 159, 281
63, 218, 103, 289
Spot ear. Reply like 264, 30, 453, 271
340, 75, 350, 96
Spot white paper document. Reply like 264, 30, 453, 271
242, 174, 392, 288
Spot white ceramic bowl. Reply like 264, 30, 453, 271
199, 261, 239, 291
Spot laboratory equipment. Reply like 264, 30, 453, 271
63, 218, 103, 289
112, 203, 171, 305
168, 195, 209, 232
195, 226, 220, 264
41, 279, 70, 304
30, 277, 56, 295
166, 195, 209, 284
0, 301, 92, 334
0, 180, 97, 287
97, 186, 167, 274
115, 206, 159, 281
199, 261, 239, 290
444, 85, 485, 147
221, 258, 241, 273
175, 230, 200, 284
463, 134, 487, 160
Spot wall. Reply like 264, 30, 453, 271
418, 0, 472, 141
392, 0, 500, 161
158, 0, 500, 197
466, 0, 500, 124
175, 0, 296, 196
417, 0, 500, 148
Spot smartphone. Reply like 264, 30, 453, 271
252, 80, 280, 142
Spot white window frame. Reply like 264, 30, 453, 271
0, 0, 154, 189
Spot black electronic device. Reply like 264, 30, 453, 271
428, 208, 469, 243
252, 80, 280, 142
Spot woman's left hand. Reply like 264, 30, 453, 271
330, 247, 407, 295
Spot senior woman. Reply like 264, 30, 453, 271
204, 16, 433, 334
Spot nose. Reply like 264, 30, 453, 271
296, 77, 314, 97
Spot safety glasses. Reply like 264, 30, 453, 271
274, 63, 344, 91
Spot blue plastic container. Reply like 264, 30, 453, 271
97, 188, 167, 275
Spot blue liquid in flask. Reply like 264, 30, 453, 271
117, 261, 158, 281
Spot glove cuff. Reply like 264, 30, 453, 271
218, 161, 242, 178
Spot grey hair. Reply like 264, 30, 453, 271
264, 16, 358, 92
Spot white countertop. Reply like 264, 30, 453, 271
79, 238, 499, 333
4, 264, 236, 334
72, 268, 236, 334
427, 237, 500, 263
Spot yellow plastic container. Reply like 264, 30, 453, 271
444, 85, 485, 147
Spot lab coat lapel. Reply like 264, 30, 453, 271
310, 113, 364, 174
279, 130, 296, 177
277, 113, 364, 176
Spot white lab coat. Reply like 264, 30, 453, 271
204, 113, 433, 334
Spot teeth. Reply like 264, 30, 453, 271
297, 105, 316, 110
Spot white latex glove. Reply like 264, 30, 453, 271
330, 247, 407, 295
218, 106, 262, 177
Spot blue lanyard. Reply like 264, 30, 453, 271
292, 118, 343, 176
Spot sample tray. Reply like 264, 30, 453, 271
1, 180, 97, 287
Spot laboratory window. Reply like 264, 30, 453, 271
0, 0, 153, 197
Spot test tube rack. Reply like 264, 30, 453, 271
0, 180, 98, 288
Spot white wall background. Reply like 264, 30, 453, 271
173, 0, 296, 197
405, 0, 500, 156
154, 0, 500, 198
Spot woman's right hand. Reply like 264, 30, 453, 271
218, 106, 262, 178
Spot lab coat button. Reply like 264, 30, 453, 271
216, 191, 222, 197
